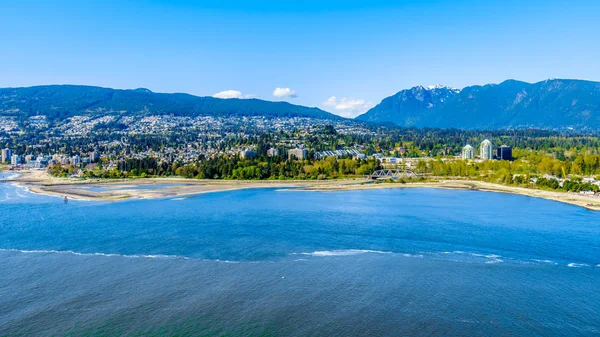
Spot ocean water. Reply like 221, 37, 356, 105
1, 173, 599, 336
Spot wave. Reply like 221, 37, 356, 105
431, 251, 504, 264
274, 187, 303, 192
0, 183, 39, 202
403, 253, 424, 258
296, 250, 507, 265
483, 254, 503, 264
0, 248, 246, 263
485, 258, 504, 264
531, 259, 556, 264
2, 248, 593, 269
12, 184, 31, 198
0, 248, 189, 260
0, 173, 20, 180
295, 249, 392, 257
422, 251, 592, 267
567, 263, 590, 268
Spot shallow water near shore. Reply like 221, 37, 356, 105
1, 173, 599, 336
78, 182, 196, 193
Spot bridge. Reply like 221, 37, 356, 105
366, 169, 421, 180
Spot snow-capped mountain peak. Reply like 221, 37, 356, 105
426, 84, 446, 90
425, 84, 460, 92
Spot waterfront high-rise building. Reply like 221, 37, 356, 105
10, 155, 21, 166
1, 148, 12, 163
480, 139, 493, 160
90, 151, 100, 163
497, 145, 513, 161
461, 145, 474, 160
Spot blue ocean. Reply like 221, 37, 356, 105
1, 173, 599, 336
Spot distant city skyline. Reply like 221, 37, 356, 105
2, 0, 599, 117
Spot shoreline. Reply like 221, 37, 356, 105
3, 170, 600, 211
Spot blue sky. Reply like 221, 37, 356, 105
1, 0, 598, 117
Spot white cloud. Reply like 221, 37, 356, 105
213, 90, 242, 99
321, 96, 373, 118
213, 90, 255, 99
273, 87, 297, 98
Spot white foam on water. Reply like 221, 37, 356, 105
402, 253, 424, 258
274, 187, 301, 192
532, 259, 557, 265
0, 248, 188, 260
0, 248, 254, 263
485, 259, 504, 264
143, 254, 174, 259
483, 254, 504, 264
426, 250, 511, 265
0, 173, 20, 180
296, 249, 391, 257
13, 185, 31, 198
209, 259, 240, 264
567, 263, 589, 268
433, 251, 579, 267
0, 181, 31, 201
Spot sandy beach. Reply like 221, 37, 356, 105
4, 170, 600, 211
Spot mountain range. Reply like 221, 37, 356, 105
2, 80, 600, 130
0, 85, 340, 121
357, 79, 600, 130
